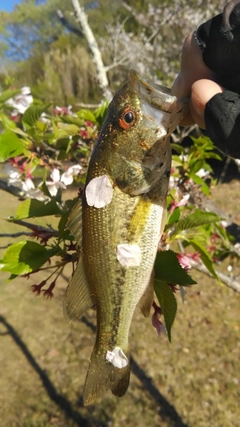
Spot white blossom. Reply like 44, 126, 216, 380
6, 86, 33, 115
2, 163, 48, 201
61, 165, 82, 186
46, 168, 66, 197
2, 164, 21, 185
196, 168, 210, 178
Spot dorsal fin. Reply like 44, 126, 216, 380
64, 198, 94, 322
66, 198, 82, 244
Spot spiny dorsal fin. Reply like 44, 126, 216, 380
63, 258, 95, 323
66, 198, 82, 244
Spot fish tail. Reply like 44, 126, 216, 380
83, 346, 131, 406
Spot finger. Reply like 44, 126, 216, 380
172, 32, 213, 98
190, 79, 224, 128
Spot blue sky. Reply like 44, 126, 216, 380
0, 0, 22, 12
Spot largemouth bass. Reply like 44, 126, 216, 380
64, 70, 188, 405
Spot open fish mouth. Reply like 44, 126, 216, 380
129, 69, 189, 130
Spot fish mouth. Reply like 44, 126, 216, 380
129, 69, 189, 129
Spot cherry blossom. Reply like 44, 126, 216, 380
6, 86, 33, 115
2, 163, 46, 200
46, 168, 67, 196
177, 253, 192, 271
169, 193, 190, 214
61, 165, 82, 186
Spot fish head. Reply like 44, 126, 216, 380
91, 70, 189, 196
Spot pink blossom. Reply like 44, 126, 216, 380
85, 120, 94, 128
177, 253, 192, 271
54, 105, 74, 116
169, 193, 190, 213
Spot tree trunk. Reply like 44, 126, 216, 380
71, 0, 112, 101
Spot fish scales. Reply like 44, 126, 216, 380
64, 70, 188, 405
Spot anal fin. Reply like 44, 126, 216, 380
63, 258, 94, 323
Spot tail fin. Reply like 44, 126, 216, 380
83, 346, 131, 406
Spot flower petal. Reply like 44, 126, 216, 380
68, 164, 82, 175
61, 172, 73, 186
106, 347, 129, 369
117, 243, 142, 268
50, 168, 60, 182
85, 175, 113, 208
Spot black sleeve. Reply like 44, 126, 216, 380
196, 0, 240, 92
204, 91, 240, 158
195, 0, 240, 158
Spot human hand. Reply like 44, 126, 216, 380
171, 32, 223, 128
172, 0, 240, 158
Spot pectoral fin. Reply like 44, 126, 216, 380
63, 258, 95, 322
138, 270, 154, 317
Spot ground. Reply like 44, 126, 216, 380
0, 179, 239, 427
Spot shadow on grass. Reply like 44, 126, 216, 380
81, 315, 189, 427
0, 315, 102, 427
0, 313, 189, 427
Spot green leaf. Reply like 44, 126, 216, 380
93, 102, 108, 127
54, 124, 80, 141
0, 89, 21, 103
60, 115, 84, 127
167, 209, 222, 233
0, 112, 17, 130
154, 250, 196, 285
0, 130, 24, 161
0, 240, 59, 277
154, 279, 177, 342
22, 104, 49, 127
167, 207, 180, 225
171, 143, 185, 155
189, 239, 219, 281
13, 199, 62, 220
76, 109, 96, 123
191, 174, 210, 196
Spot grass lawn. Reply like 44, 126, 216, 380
0, 183, 239, 427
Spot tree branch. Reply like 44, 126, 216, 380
8, 219, 58, 235
0, 179, 25, 198
188, 258, 240, 293
57, 9, 84, 38
67, 0, 112, 100
0, 232, 31, 238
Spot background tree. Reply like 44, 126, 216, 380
0, 0, 226, 103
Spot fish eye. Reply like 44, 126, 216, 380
119, 108, 136, 129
